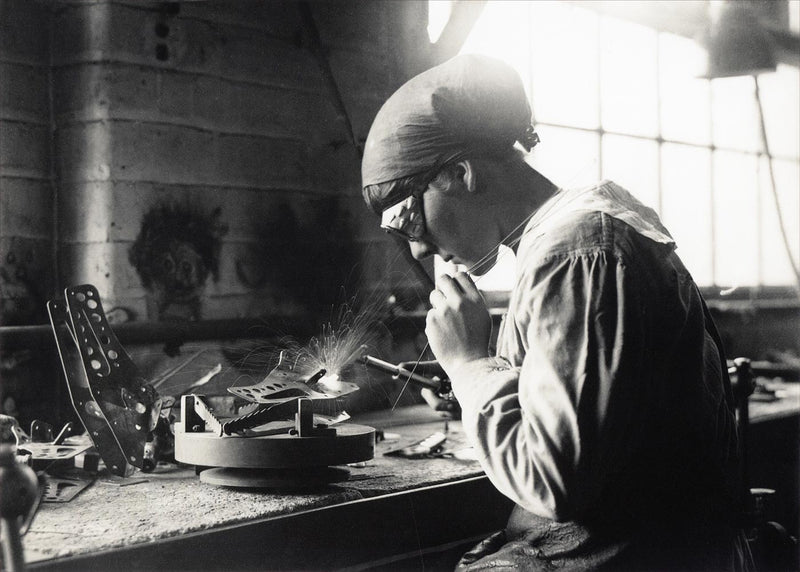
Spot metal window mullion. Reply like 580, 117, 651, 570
532, 120, 787, 159
597, 14, 604, 181
757, 152, 764, 286
527, 1, 536, 128
655, 32, 663, 215
709, 82, 717, 287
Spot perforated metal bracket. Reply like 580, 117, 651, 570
48, 285, 161, 476
48, 298, 134, 477
41, 475, 93, 503
227, 351, 359, 404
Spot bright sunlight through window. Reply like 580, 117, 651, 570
431, 0, 800, 295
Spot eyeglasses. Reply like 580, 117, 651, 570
380, 192, 426, 242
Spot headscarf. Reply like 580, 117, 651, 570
361, 54, 537, 191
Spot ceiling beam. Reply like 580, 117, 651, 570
430, 0, 487, 63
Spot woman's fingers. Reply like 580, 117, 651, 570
452, 272, 482, 301
436, 272, 483, 304
429, 288, 447, 307
436, 274, 462, 299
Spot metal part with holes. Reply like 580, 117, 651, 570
41, 476, 93, 503
15, 421, 93, 471
227, 352, 359, 404
48, 285, 161, 476
49, 297, 135, 476
17, 443, 92, 464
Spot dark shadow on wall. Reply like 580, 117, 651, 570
0, 239, 52, 326
236, 196, 360, 315
129, 202, 228, 321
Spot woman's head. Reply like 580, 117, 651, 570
361, 55, 541, 272
361, 55, 537, 204
366, 152, 533, 274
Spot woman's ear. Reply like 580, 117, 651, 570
431, 160, 476, 194
455, 160, 477, 193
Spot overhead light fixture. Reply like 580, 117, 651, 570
702, 0, 777, 78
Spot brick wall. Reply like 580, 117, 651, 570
0, 0, 54, 326
52, 0, 429, 321
0, 0, 438, 423
2, 0, 432, 327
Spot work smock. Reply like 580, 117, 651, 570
449, 180, 745, 571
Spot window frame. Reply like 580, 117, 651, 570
442, 2, 800, 309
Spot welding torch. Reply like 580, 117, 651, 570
357, 353, 451, 395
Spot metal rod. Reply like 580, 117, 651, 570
0, 317, 317, 350
359, 354, 442, 392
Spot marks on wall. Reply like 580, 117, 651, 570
236, 197, 359, 313
129, 202, 227, 321
0, 239, 49, 326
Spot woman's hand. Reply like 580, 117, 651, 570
425, 272, 492, 377
420, 388, 461, 418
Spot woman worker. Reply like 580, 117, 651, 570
361, 54, 747, 571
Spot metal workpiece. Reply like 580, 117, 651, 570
175, 394, 374, 489
227, 351, 359, 404
174, 353, 376, 489
47, 285, 163, 477
176, 395, 373, 467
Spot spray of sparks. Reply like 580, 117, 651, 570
278, 301, 384, 388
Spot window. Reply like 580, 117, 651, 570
434, 0, 800, 295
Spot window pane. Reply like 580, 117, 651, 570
529, 1, 599, 129
600, 16, 658, 137
530, 125, 600, 189
602, 134, 659, 211
460, 1, 532, 87
661, 143, 713, 285
714, 151, 759, 287
756, 65, 800, 159
659, 33, 711, 145
711, 76, 760, 153
792, 0, 800, 34
760, 157, 800, 285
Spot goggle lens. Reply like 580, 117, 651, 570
380, 194, 425, 241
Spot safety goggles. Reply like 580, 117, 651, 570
380, 192, 426, 242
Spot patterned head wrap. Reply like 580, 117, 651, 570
361, 54, 538, 194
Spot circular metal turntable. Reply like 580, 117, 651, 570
174, 395, 375, 489
175, 423, 375, 469
198, 466, 353, 490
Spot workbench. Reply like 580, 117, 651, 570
19, 383, 800, 572
23, 406, 513, 572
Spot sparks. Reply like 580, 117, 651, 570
283, 302, 382, 381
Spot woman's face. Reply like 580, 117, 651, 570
408, 177, 499, 275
